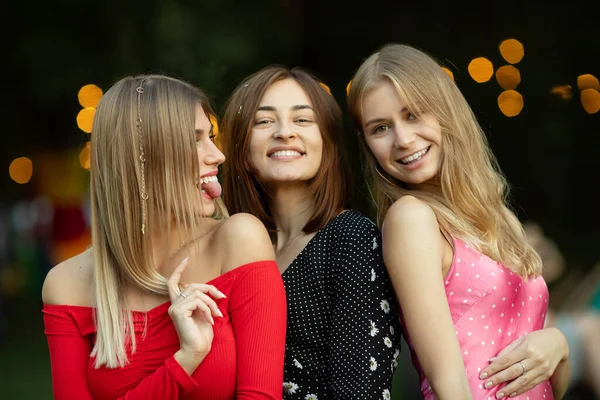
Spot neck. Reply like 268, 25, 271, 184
267, 183, 315, 248
407, 176, 442, 194
149, 222, 199, 272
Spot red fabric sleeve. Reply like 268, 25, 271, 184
43, 307, 95, 400
229, 261, 287, 399
43, 306, 198, 400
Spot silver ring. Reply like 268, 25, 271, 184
179, 291, 187, 299
518, 361, 526, 376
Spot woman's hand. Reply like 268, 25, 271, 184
167, 257, 226, 374
479, 327, 569, 399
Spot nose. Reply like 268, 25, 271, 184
204, 140, 226, 166
273, 120, 296, 140
392, 123, 416, 149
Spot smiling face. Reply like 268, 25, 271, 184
361, 79, 443, 187
194, 104, 225, 216
248, 78, 323, 186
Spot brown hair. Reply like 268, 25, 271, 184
220, 65, 349, 234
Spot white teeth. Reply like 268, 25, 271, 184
199, 175, 218, 184
270, 150, 302, 157
400, 147, 429, 164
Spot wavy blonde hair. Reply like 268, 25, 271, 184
90, 74, 227, 368
347, 44, 541, 278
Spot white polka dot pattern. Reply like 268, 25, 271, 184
282, 210, 401, 399
405, 235, 553, 399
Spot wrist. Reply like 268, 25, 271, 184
551, 327, 570, 361
174, 349, 205, 375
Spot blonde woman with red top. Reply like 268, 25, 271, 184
42, 74, 287, 400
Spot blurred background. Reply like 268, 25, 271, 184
1, 0, 599, 398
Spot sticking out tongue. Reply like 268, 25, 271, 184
201, 181, 222, 199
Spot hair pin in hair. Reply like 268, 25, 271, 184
136, 80, 148, 234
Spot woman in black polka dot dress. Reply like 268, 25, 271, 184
221, 65, 402, 399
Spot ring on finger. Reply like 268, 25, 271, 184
518, 361, 526, 376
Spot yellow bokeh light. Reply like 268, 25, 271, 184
79, 142, 91, 170
209, 115, 222, 151
9, 157, 33, 184
346, 80, 352, 96
580, 89, 600, 114
499, 39, 524, 64
319, 82, 332, 96
495, 65, 521, 90
468, 57, 494, 83
577, 74, 600, 91
441, 67, 454, 80
78, 84, 103, 108
77, 108, 96, 133
550, 85, 573, 101
498, 90, 524, 117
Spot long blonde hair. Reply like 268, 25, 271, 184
90, 74, 227, 368
347, 44, 541, 278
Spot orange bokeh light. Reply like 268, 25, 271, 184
550, 85, 573, 101
580, 89, 600, 114
9, 157, 33, 184
441, 67, 454, 80
499, 39, 524, 64
495, 65, 521, 90
468, 57, 494, 83
498, 90, 524, 117
79, 142, 91, 170
78, 84, 103, 108
77, 108, 96, 133
577, 74, 600, 91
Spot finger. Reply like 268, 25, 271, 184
172, 295, 214, 325
495, 336, 523, 359
182, 283, 226, 299
482, 362, 525, 390
183, 289, 223, 317
192, 298, 215, 325
480, 342, 527, 379
495, 371, 546, 399
167, 257, 190, 302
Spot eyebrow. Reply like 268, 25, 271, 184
257, 105, 314, 112
364, 107, 408, 127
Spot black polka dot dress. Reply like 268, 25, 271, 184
282, 210, 401, 400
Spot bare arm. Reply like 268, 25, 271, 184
382, 196, 471, 400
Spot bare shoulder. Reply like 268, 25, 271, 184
383, 195, 438, 232
215, 213, 275, 272
42, 247, 94, 306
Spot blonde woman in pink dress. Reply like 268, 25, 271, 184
347, 43, 571, 399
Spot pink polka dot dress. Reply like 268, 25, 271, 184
405, 236, 554, 399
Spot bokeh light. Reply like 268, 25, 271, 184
577, 74, 600, 91
550, 84, 573, 101
210, 114, 222, 151
580, 88, 600, 114
319, 82, 332, 96
498, 90, 524, 117
9, 157, 33, 184
495, 65, 521, 90
76, 108, 96, 133
441, 67, 454, 80
499, 39, 524, 64
78, 84, 103, 108
468, 57, 494, 83
79, 142, 91, 170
